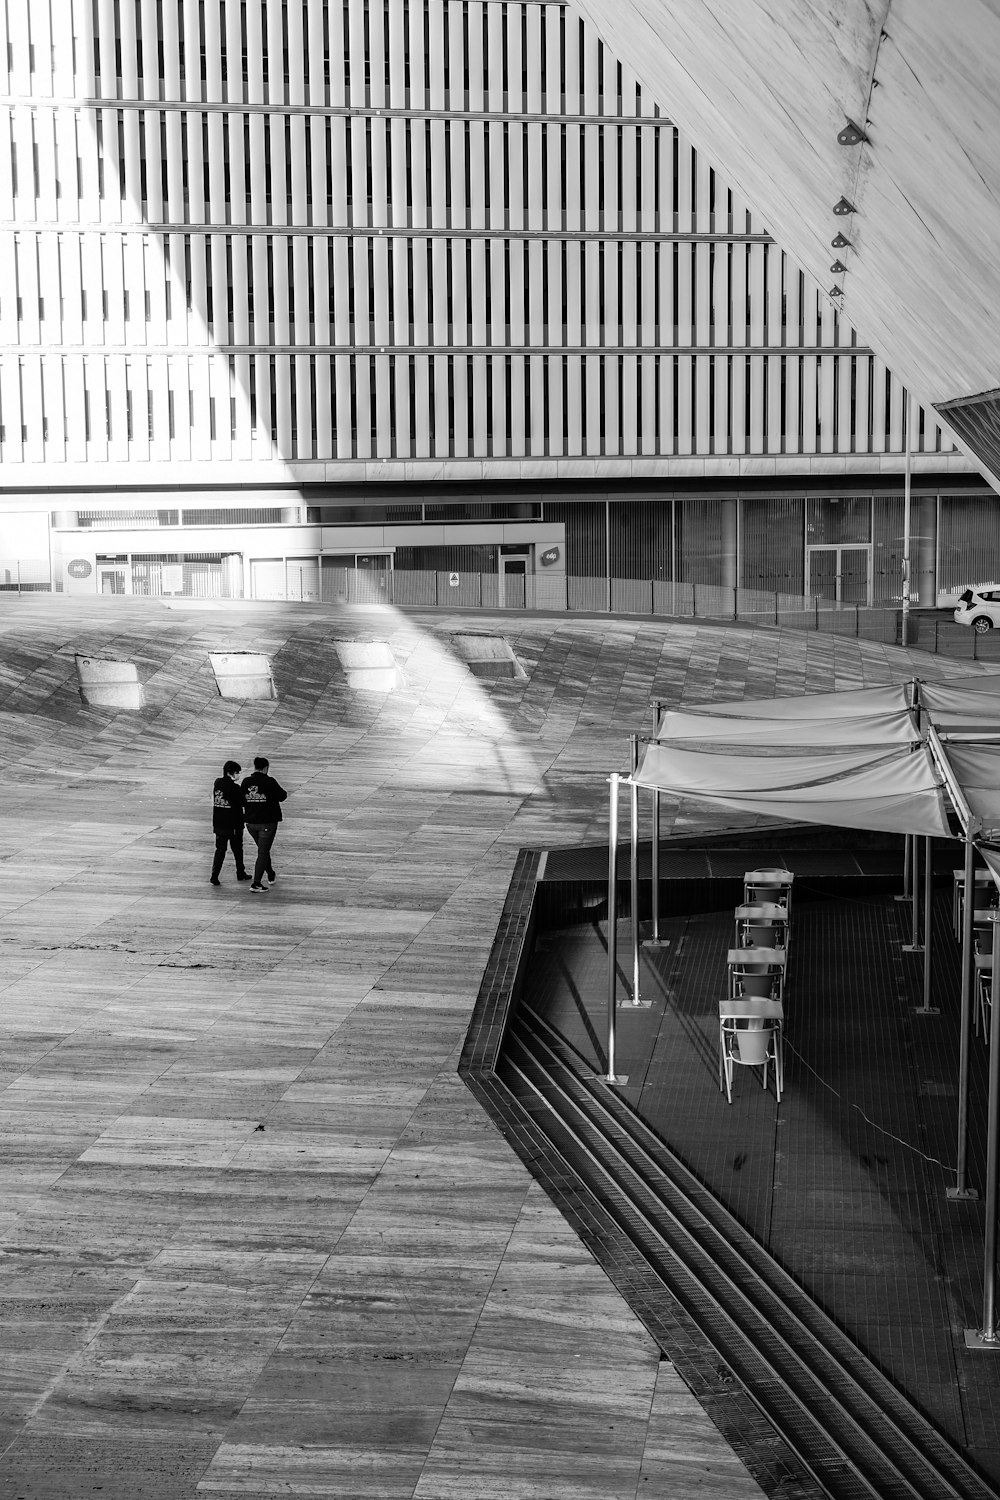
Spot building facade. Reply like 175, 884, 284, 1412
0, 0, 992, 607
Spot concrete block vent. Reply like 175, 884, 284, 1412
75, 656, 145, 710
209, 652, 276, 700
450, 633, 526, 679
334, 641, 403, 692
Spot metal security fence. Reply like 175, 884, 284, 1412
8, 556, 997, 662
0, 559, 52, 591
383, 569, 1000, 662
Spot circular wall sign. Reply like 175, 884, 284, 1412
67, 559, 93, 579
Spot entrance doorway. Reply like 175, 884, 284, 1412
98, 562, 128, 595
500, 554, 529, 608
353, 553, 391, 604
808, 546, 871, 605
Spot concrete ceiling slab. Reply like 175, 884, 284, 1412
570, 0, 1000, 485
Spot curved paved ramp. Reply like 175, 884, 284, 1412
0, 597, 973, 1498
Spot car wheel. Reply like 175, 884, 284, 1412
973, 616, 994, 634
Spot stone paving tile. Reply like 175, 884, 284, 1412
0, 596, 981, 1497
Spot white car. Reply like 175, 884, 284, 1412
954, 586, 1000, 633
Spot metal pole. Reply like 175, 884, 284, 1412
643, 701, 669, 951
649, 784, 660, 941
966, 911, 1000, 1348
895, 832, 912, 904
915, 835, 939, 1014
671, 500, 677, 616
606, 498, 612, 615
626, 737, 650, 1007
903, 831, 923, 953
950, 836, 979, 1199
630, 767, 641, 1004
603, 773, 627, 1084
901, 391, 913, 648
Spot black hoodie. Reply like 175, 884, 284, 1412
241, 770, 288, 823
212, 776, 245, 831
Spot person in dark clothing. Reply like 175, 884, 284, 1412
241, 755, 288, 891
211, 760, 249, 885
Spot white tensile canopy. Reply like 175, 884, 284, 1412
633, 678, 1000, 848
622, 674, 1000, 1341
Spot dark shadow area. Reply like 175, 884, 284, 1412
464, 828, 1000, 1494
521, 856, 1000, 1484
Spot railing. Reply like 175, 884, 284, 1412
6, 558, 997, 661
385, 570, 1000, 661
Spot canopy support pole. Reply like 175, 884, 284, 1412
601, 773, 627, 1085
901, 392, 913, 648
627, 737, 651, 1008
643, 700, 669, 950
896, 834, 912, 903
966, 913, 1000, 1348
915, 836, 939, 1014
903, 834, 924, 953
949, 835, 979, 1200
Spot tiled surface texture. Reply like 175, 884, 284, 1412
0, 595, 982, 1497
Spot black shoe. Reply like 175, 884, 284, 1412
236, 872, 251, 881
266, 870, 276, 882
249, 883, 267, 892
210, 877, 221, 886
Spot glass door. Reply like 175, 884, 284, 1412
98, 563, 128, 595
808, 546, 870, 604
840, 547, 870, 604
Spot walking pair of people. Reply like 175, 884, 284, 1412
211, 756, 288, 891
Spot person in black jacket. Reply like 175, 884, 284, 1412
211, 760, 249, 885
241, 756, 288, 891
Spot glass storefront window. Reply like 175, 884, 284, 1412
741, 497, 805, 593
805, 496, 871, 545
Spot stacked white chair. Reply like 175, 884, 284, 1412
718, 999, 784, 1104
721, 872, 793, 1103
743, 868, 794, 913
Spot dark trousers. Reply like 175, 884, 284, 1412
212, 825, 247, 879
246, 822, 278, 884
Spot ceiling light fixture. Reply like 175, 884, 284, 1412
837, 119, 869, 146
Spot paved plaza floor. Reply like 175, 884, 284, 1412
0, 595, 984, 1498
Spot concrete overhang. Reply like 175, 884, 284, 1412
570, 0, 1000, 489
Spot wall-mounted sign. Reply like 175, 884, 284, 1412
539, 546, 560, 567
449, 572, 460, 586
67, 558, 93, 579
161, 564, 184, 593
